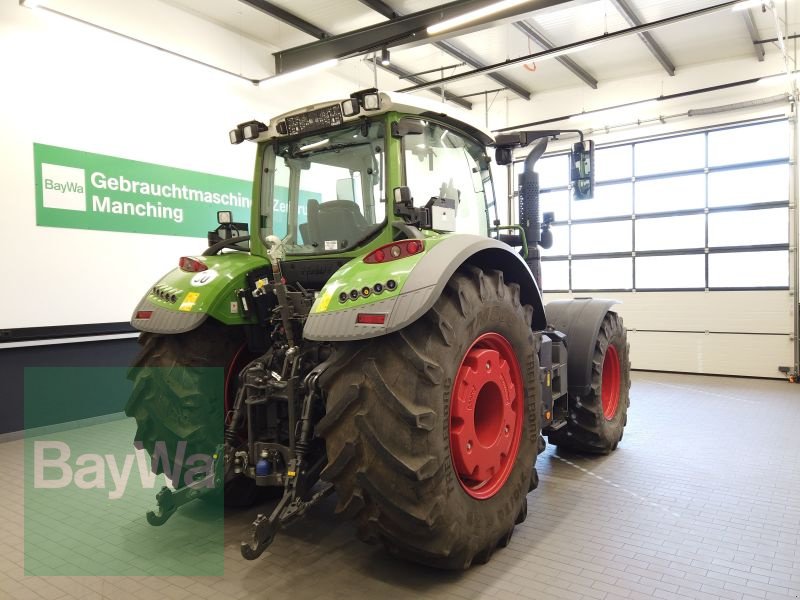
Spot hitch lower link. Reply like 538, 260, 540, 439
145, 445, 225, 526
240, 462, 333, 560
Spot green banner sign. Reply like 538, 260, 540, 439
34, 143, 252, 238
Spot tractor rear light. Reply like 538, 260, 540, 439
179, 257, 208, 272
135, 310, 153, 320
356, 313, 386, 325
363, 240, 425, 264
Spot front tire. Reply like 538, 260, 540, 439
547, 311, 630, 453
318, 266, 541, 569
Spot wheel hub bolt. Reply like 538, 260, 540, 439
485, 362, 491, 371
504, 425, 509, 434
466, 441, 472, 451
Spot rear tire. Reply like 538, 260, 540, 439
318, 266, 541, 569
125, 319, 262, 506
547, 311, 630, 454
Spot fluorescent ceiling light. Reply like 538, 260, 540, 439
427, 0, 530, 35
259, 59, 338, 87
732, 0, 767, 11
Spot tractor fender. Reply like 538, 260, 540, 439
303, 234, 547, 341
545, 298, 619, 397
130, 252, 267, 335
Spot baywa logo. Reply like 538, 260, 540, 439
33, 440, 213, 500
42, 163, 87, 212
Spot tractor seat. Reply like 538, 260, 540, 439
301, 199, 368, 249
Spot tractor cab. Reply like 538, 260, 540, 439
230, 89, 498, 266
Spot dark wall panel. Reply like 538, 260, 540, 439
0, 338, 140, 435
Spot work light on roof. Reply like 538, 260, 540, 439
342, 98, 359, 117
362, 93, 380, 111
229, 120, 268, 144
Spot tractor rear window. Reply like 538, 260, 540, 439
262, 121, 386, 254
401, 120, 494, 236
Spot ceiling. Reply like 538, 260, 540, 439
30, 0, 800, 108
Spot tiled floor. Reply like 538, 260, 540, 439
1, 371, 799, 599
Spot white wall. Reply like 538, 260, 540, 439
0, 0, 359, 329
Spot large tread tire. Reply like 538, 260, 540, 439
318, 266, 542, 569
547, 311, 630, 454
125, 319, 259, 505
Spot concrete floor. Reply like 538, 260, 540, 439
1, 371, 799, 600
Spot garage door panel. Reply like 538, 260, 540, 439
544, 291, 793, 334
628, 330, 792, 378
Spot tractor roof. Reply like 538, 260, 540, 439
256, 90, 494, 147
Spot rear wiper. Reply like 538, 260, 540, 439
291, 141, 369, 158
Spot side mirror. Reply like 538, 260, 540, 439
393, 186, 413, 206
570, 140, 595, 200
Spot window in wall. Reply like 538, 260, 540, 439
532, 119, 791, 293
541, 260, 570, 290
595, 145, 632, 181
708, 250, 789, 287
571, 182, 632, 220
535, 154, 570, 188
708, 121, 790, 166
542, 224, 570, 256
540, 189, 569, 222
708, 207, 789, 247
634, 174, 705, 214
571, 220, 632, 254
634, 133, 705, 176
572, 257, 632, 290
636, 254, 705, 289
635, 214, 705, 251
708, 163, 789, 207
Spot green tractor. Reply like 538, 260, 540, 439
125, 89, 630, 569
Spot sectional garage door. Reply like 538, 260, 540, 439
523, 118, 795, 378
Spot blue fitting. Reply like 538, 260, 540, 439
255, 458, 272, 477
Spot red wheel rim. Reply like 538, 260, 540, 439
224, 344, 248, 414
450, 332, 524, 500
601, 344, 621, 420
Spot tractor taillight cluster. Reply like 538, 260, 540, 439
363, 240, 424, 264
179, 256, 208, 273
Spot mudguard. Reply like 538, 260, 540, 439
131, 252, 267, 334
304, 234, 546, 341
545, 298, 619, 397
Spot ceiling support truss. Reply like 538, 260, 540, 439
608, 0, 676, 76
238, 0, 472, 109
513, 20, 597, 89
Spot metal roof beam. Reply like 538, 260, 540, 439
608, 0, 675, 76
397, 2, 741, 93
357, 0, 531, 100
357, 0, 397, 19
434, 41, 532, 100
742, 9, 766, 62
513, 21, 597, 89
240, 0, 471, 109
273, 0, 578, 74
239, 0, 327, 40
